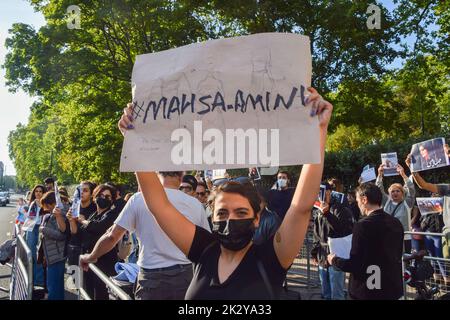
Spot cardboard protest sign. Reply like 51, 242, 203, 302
381, 152, 398, 176
120, 33, 317, 172
360, 167, 376, 183
410, 137, 449, 172
416, 197, 444, 216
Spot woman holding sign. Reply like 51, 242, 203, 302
118, 87, 332, 299
23, 184, 46, 287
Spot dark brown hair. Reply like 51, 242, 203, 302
92, 184, 117, 201
40, 191, 56, 207
30, 184, 46, 205
209, 181, 261, 217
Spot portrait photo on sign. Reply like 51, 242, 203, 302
381, 152, 398, 176
410, 137, 449, 172
331, 191, 345, 204
249, 167, 261, 181
416, 197, 444, 216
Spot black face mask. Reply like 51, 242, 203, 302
95, 197, 112, 210
212, 218, 255, 251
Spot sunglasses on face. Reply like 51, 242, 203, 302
179, 186, 193, 192
196, 192, 206, 197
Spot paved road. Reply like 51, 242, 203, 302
0, 195, 21, 299
0, 194, 79, 300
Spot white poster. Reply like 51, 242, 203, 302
360, 167, 376, 183
120, 33, 318, 172
381, 152, 399, 177
212, 169, 226, 180
410, 137, 449, 172
416, 197, 444, 216
55, 182, 64, 209
328, 234, 353, 259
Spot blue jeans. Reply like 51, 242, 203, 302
25, 226, 45, 286
319, 266, 346, 300
425, 235, 446, 277
46, 260, 66, 300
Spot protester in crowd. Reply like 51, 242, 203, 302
106, 182, 126, 214
346, 190, 361, 223
24, 184, 46, 287
376, 163, 415, 252
410, 205, 425, 252
179, 174, 198, 197
44, 177, 55, 192
311, 182, 353, 300
406, 154, 450, 197
264, 171, 296, 220
66, 181, 97, 266
80, 171, 210, 299
253, 195, 282, 246
195, 182, 208, 207
118, 87, 332, 299
39, 191, 68, 300
327, 183, 404, 300
77, 184, 118, 300
420, 200, 448, 284
328, 178, 344, 193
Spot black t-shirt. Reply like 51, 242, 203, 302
68, 202, 97, 246
185, 226, 287, 300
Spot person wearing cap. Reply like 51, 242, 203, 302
179, 174, 198, 197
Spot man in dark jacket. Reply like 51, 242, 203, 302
328, 182, 404, 300
311, 183, 354, 300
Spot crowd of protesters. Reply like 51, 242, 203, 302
5, 88, 449, 301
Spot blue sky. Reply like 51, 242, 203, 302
0, 0, 45, 176
0, 0, 436, 176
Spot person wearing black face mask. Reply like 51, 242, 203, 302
119, 86, 334, 299
79, 184, 118, 300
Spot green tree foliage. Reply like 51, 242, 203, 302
3, 0, 449, 188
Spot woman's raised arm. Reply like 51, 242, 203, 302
273, 88, 332, 269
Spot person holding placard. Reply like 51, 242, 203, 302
327, 183, 404, 300
406, 154, 450, 197
311, 182, 353, 300
23, 184, 46, 288
66, 181, 97, 265
376, 163, 415, 252
419, 199, 448, 285
118, 87, 333, 299
38, 191, 69, 300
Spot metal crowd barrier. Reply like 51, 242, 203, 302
9, 224, 33, 300
402, 231, 450, 300
78, 262, 132, 300
286, 224, 321, 289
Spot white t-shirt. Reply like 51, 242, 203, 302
114, 189, 211, 269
